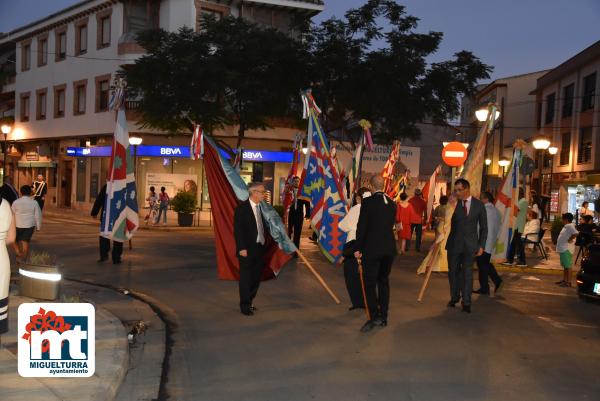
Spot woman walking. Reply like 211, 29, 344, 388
339, 187, 371, 311
155, 187, 170, 226
145, 186, 158, 225
395, 192, 413, 255
0, 196, 16, 339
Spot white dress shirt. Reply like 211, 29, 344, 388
339, 204, 361, 242
522, 219, 541, 242
249, 199, 265, 244
12, 196, 42, 230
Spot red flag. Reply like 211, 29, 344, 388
203, 137, 291, 280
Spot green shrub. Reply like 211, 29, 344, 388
550, 215, 564, 244
171, 190, 197, 214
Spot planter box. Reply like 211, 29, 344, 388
177, 212, 194, 227
18, 262, 61, 300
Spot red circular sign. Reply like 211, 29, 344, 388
442, 141, 468, 167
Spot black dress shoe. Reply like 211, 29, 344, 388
241, 309, 254, 316
249, 306, 257, 311
113, 259, 122, 265
360, 320, 376, 333
447, 301, 457, 308
473, 289, 490, 295
373, 317, 387, 327
348, 306, 365, 311
462, 305, 471, 313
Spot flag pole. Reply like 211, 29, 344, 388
417, 242, 441, 302
296, 249, 341, 304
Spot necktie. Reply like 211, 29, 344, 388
463, 200, 468, 216
255, 205, 265, 245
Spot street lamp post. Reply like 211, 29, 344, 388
498, 157, 510, 178
547, 145, 558, 219
128, 136, 143, 179
1, 123, 13, 185
532, 136, 551, 199
484, 158, 492, 190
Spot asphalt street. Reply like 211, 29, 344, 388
28, 215, 600, 401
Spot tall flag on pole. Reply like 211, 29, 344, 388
391, 169, 410, 201
492, 140, 526, 262
202, 134, 294, 280
382, 141, 401, 197
422, 164, 441, 225
190, 125, 203, 160
282, 133, 302, 225
101, 79, 139, 242
347, 119, 373, 198
461, 103, 498, 198
298, 90, 348, 263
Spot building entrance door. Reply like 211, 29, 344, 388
61, 160, 72, 207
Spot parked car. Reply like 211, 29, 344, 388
576, 244, 600, 301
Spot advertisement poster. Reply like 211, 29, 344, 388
550, 189, 559, 213
145, 173, 200, 200
333, 143, 420, 178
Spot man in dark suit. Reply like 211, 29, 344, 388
91, 183, 123, 264
234, 182, 269, 316
354, 175, 397, 332
446, 178, 487, 313
32, 174, 47, 210
287, 176, 310, 254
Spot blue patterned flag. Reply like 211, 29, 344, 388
298, 104, 348, 263
100, 107, 139, 241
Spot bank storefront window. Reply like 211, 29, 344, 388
567, 185, 599, 218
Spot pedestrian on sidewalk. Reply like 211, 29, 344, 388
91, 183, 123, 264
474, 192, 503, 295
32, 174, 47, 211
145, 186, 158, 225
0, 196, 16, 337
354, 175, 396, 332
395, 192, 413, 255
503, 188, 528, 267
339, 187, 371, 311
11, 185, 42, 261
155, 187, 170, 226
555, 213, 578, 287
287, 176, 310, 254
234, 182, 270, 316
445, 178, 487, 313
0, 177, 19, 205
407, 188, 426, 252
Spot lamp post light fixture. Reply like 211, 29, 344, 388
475, 106, 501, 123
532, 136, 551, 198
129, 136, 143, 178
485, 158, 492, 166
498, 156, 510, 177
546, 146, 558, 219
1, 123, 13, 185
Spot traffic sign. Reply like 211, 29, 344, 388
442, 141, 468, 167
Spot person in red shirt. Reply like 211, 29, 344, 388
407, 188, 427, 252
395, 193, 414, 255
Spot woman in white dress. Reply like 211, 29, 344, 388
0, 196, 16, 337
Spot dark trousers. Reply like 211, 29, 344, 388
362, 254, 394, 320
506, 230, 525, 263
407, 223, 422, 251
287, 213, 304, 250
238, 243, 265, 312
99, 236, 123, 262
448, 251, 475, 306
343, 253, 364, 308
35, 198, 45, 210
476, 252, 501, 293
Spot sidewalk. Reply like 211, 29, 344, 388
0, 293, 128, 401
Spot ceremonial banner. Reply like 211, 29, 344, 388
282, 134, 302, 225
492, 147, 523, 262
461, 104, 498, 198
190, 125, 203, 160
382, 141, 401, 197
422, 164, 441, 224
100, 89, 139, 242
298, 108, 348, 263
202, 135, 294, 280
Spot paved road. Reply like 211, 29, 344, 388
29, 215, 600, 401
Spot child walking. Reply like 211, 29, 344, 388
555, 212, 578, 287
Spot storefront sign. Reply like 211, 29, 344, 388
66, 146, 292, 163
145, 173, 199, 200
25, 152, 39, 161
550, 189, 559, 213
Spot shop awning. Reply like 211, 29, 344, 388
17, 161, 57, 168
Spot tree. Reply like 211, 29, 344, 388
124, 17, 308, 148
303, 0, 492, 142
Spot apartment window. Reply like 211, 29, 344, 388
582, 72, 596, 111
561, 83, 574, 118
95, 74, 111, 112
559, 132, 570, 166
124, 0, 159, 34
196, 2, 229, 31
76, 23, 88, 55
36, 89, 48, 120
545, 93, 555, 124
54, 85, 66, 118
20, 93, 30, 122
55, 28, 67, 61
38, 36, 48, 66
21, 42, 31, 71
73, 79, 87, 115
97, 9, 112, 49
577, 127, 593, 164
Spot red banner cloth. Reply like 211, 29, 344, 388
203, 138, 291, 280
